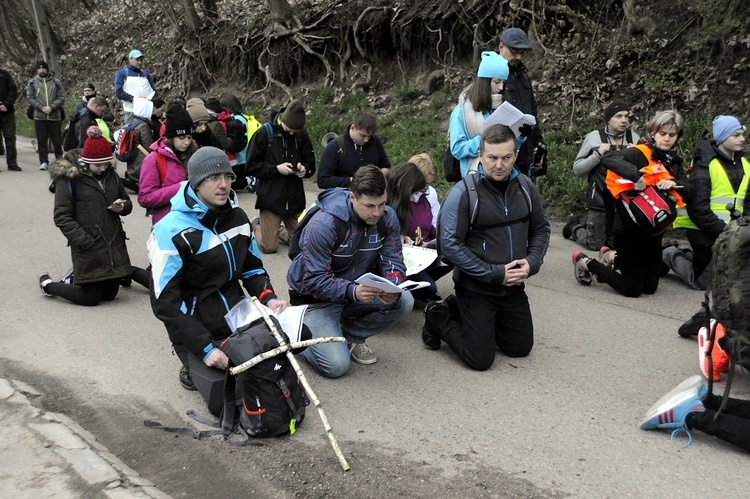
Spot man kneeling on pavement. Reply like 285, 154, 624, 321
148, 147, 287, 415
423, 124, 550, 370
287, 165, 414, 378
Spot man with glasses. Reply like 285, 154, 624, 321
114, 49, 157, 125
317, 110, 391, 189
498, 28, 547, 179
287, 165, 413, 377
148, 147, 287, 413
246, 100, 316, 254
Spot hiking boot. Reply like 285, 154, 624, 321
572, 251, 592, 286
58, 267, 74, 285
38, 273, 53, 297
179, 366, 197, 391
562, 216, 580, 240
8, 165, 22, 171
678, 309, 707, 338
349, 342, 377, 365
640, 375, 706, 447
598, 246, 616, 269
422, 301, 444, 350
39, 162, 48, 171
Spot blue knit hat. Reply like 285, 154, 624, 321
712, 116, 745, 145
477, 51, 509, 80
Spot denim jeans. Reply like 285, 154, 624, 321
300, 292, 414, 378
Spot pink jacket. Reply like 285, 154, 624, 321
137, 138, 189, 225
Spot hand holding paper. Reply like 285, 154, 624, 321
355, 272, 431, 293
483, 101, 536, 136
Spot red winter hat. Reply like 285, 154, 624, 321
81, 126, 114, 164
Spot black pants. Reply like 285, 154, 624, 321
45, 279, 120, 306
426, 283, 534, 370
588, 229, 663, 297
688, 394, 750, 452
0, 111, 18, 169
34, 119, 63, 164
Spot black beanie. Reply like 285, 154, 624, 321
35, 60, 49, 71
165, 107, 194, 138
604, 101, 629, 123
281, 100, 306, 130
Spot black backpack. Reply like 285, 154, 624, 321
288, 201, 387, 260
222, 116, 249, 154
222, 316, 309, 438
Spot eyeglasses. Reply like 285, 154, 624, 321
204, 173, 237, 184
508, 47, 530, 56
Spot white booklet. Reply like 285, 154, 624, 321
402, 245, 439, 276
355, 272, 430, 293
225, 298, 308, 343
483, 101, 536, 136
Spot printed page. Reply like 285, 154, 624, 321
402, 245, 439, 276
483, 101, 536, 136
355, 272, 431, 293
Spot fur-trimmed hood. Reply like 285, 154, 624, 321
49, 156, 118, 181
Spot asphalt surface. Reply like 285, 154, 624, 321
1, 136, 747, 497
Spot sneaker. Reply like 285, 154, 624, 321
598, 246, 616, 269
39, 162, 49, 171
58, 267, 74, 285
349, 342, 377, 365
38, 273, 53, 297
562, 216, 579, 240
572, 251, 592, 286
8, 165, 22, 171
422, 301, 444, 350
179, 366, 197, 391
250, 217, 260, 233
678, 309, 707, 338
640, 375, 706, 442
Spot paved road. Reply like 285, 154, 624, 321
1, 136, 746, 497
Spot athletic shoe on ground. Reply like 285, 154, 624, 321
349, 342, 377, 365
572, 251, 592, 286
179, 366, 197, 391
39, 162, 48, 171
8, 165, 22, 171
422, 301, 444, 350
250, 217, 260, 233
598, 246, 616, 269
562, 216, 579, 240
38, 273, 53, 296
678, 309, 707, 338
58, 267, 74, 285
640, 375, 706, 447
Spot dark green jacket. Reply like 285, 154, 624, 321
50, 158, 133, 284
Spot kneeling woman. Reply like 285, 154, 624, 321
572, 110, 690, 297
39, 127, 141, 306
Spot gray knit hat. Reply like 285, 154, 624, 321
188, 146, 232, 189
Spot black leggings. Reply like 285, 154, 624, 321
688, 394, 750, 452
587, 230, 663, 297
45, 279, 120, 306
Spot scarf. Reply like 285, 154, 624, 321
460, 92, 505, 173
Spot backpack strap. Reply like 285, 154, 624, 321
155, 151, 168, 185
276, 378, 302, 434
262, 122, 274, 150
463, 173, 480, 228
625, 128, 633, 145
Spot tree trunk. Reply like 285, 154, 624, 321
180, 0, 202, 31
200, 0, 218, 19
266, 0, 296, 30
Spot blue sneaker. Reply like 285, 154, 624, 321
640, 376, 706, 446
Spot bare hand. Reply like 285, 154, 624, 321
355, 284, 385, 303
400, 235, 413, 246
598, 143, 611, 156
41, 106, 52, 115
276, 162, 295, 175
293, 163, 306, 177
267, 298, 288, 314
633, 177, 647, 191
656, 179, 676, 190
107, 199, 127, 213
503, 259, 529, 286
0, 104, 7, 112
378, 292, 400, 305
204, 348, 228, 370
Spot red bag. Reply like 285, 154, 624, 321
617, 186, 677, 236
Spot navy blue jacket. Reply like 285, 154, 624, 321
316, 126, 391, 188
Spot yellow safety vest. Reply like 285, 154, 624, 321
674, 156, 750, 230
95, 118, 111, 141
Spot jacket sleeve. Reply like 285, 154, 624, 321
26, 80, 42, 109
572, 131, 603, 178
53, 177, 97, 251
298, 131, 316, 178
209, 121, 232, 151
294, 213, 359, 304
148, 228, 215, 357
316, 140, 349, 188
114, 69, 133, 102
51, 79, 65, 112
240, 238, 278, 304
600, 148, 647, 181
437, 183, 506, 284
449, 104, 481, 163
374, 136, 391, 169
522, 179, 551, 276
246, 127, 282, 179
374, 210, 407, 284
137, 153, 182, 209
686, 166, 725, 237
1, 71, 17, 108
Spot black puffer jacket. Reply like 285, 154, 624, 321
50, 158, 133, 284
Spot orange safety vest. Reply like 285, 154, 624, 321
606, 144, 684, 206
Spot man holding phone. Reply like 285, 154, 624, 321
424, 124, 550, 370
246, 100, 316, 254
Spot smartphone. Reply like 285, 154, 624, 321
107, 199, 126, 210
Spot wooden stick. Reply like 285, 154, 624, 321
229, 337, 345, 375
248, 297, 350, 471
